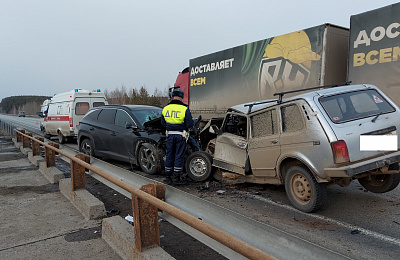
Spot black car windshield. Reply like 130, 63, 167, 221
319, 89, 395, 123
131, 107, 163, 126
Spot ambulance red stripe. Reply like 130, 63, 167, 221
44, 116, 70, 121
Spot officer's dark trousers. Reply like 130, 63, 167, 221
165, 134, 186, 176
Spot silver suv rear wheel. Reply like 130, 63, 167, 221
285, 165, 327, 213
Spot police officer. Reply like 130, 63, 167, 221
161, 88, 194, 185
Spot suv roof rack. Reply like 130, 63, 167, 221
273, 81, 352, 104
244, 100, 279, 114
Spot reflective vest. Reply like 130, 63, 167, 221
162, 104, 187, 124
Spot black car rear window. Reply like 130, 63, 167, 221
319, 89, 395, 123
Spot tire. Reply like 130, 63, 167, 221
358, 173, 400, 193
285, 165, 327, 213
43, 129, 51, 139
58, 131, 66, 144
80, 138, 95, 156
185, 151, 213, 182
138, 144, 158, 175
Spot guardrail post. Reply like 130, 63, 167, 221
27, 132, 33, 148
132, 184, 165, 252
71, 154, 86, 191
45, 142, 56, 167
32, 137, 41, 156
22, 132, 31, 148
16, 129, 25, 142
36, 137, 44, 154
52, 143, 60, 155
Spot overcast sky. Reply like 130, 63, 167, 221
0, 0, 397, 100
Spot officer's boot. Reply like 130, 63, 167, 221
163, 175, 172, 185
172, 174, 187, 186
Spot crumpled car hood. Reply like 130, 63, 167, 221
143, 117, 165, 131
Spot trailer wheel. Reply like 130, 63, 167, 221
185, 151, 213, 182
138, 144, 158, 175
58, 131, 66, 144
285, 165, 327, 213
358, 173, 400, 193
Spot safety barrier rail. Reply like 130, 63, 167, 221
0, 119, 17, 137
13, 129, 275, 260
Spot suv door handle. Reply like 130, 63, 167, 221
271, 139, 279, 144
110, 132, 116, 136
89, 127, 94, 131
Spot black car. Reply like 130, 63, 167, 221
78, 105, 166, 174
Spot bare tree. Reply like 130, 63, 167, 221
105, 84, 169, 107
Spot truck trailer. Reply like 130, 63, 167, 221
174, 23, 349, 121
348, 2, 400, 106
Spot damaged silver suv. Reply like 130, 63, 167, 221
187, 83, 400, 212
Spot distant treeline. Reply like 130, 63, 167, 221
0, 85, 171, 115
0, 96, 50, 115
105, 85, 170, 107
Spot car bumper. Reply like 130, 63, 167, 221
324, 151, 400, 177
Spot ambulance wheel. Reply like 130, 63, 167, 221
43, 129, 51, 139
185, 151, 213, 182
58, 131, 66, 144
138, 144, 158, 175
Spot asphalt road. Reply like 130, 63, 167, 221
1, 114, 400, 259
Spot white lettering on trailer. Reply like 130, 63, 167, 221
190, 58, 234, 76
354, 22, 400, 48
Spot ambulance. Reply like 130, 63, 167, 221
43, 89, 108, 143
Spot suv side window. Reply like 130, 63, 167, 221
115, 109, 134, 128
281, 104, 303, 133
97, 109, 116, 125
223, 114, 247, 138
251, 109, 277, 137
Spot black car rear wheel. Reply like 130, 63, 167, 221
80, 138, 95, 156
138, 144, 158, 175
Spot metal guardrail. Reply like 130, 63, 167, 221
13, 129, 275, 260
0, 119, 17, 137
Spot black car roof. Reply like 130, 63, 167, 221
91, 104, 161, 110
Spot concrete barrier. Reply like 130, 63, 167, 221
102, 216, 174, 260
38, 161, 64, 183
20, 146, 31, 155
28, 151, 45, 166
12, 138, 21, 148
59, 178, 106, 220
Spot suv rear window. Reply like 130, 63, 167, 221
319, 89, 395, 123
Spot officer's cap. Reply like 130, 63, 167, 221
172, 89, 184, 98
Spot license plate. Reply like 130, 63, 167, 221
360, 134, 398, 151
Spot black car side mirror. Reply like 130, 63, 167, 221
125, 122, 138, 130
